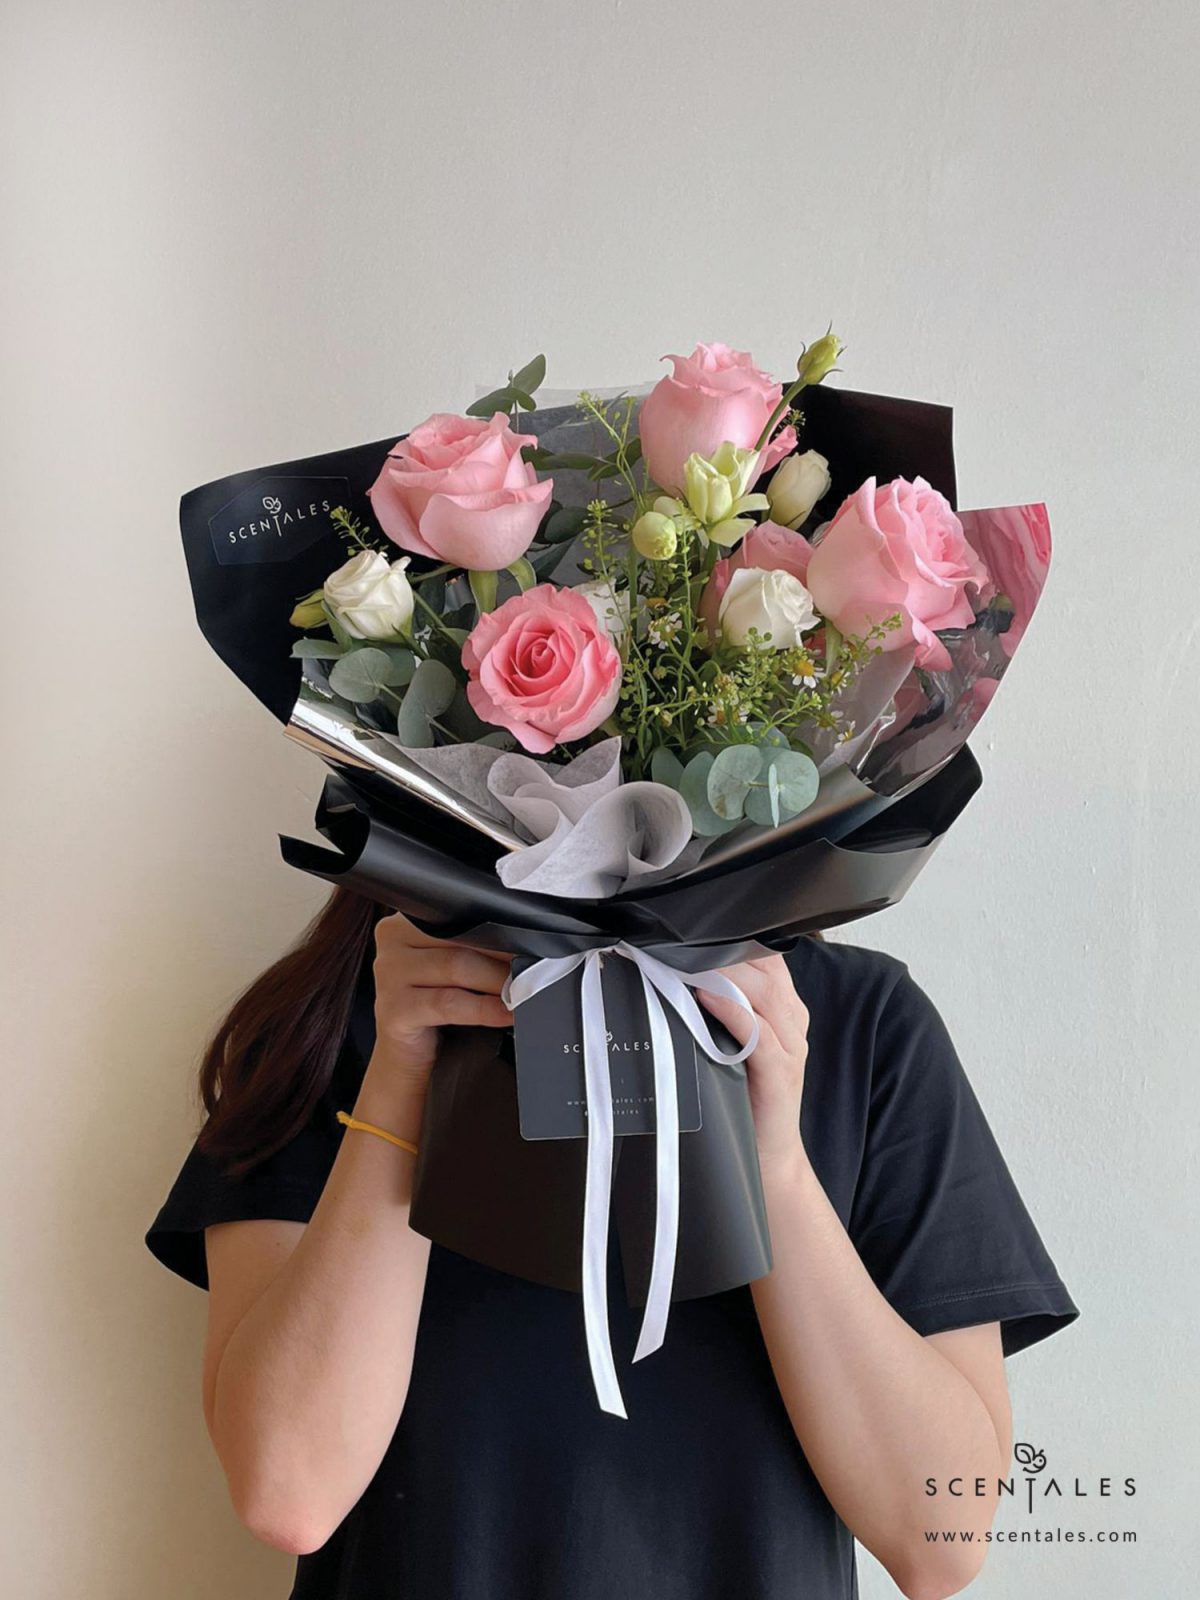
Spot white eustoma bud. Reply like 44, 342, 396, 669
766, 450, 831, 529
717, 566, 819, 648
682, 442, 768, 528
323, 549, 414, 639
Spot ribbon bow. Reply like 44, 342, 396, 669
503, 942, 758, 1419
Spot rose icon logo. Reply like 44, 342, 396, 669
262, 495, 283, 514
1014, 1443, 1046, 1475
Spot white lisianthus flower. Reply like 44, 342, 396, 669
766, 449, 831, 529
323, 549, 414, 639
681, 442, 770, 541
574, 576, 630, 639
718, 566, 819, 648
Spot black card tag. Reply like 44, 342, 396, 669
208, 474, 352, 566
512, 954, 702, 1141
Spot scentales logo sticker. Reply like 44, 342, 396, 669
925, 1443, 1137, 1516
208, 475, 351, 566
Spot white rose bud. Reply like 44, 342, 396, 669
766, 450, 831, 529
574, 577, 630, 638
323, 549, 414, 640
717, 566, 819, 648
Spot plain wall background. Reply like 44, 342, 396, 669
3, 2, 1197, 1595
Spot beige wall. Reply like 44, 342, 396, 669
3, 2, 1197, 1595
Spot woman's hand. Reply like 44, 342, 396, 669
358, 913, 512, 1127
699, 953, 810, 1171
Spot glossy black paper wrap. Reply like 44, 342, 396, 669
279, 748, 980, 1301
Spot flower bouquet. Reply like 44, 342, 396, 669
180, 335, 1051, 1415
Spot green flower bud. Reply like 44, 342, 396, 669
797, 331, 843, 386
631, 510, 678, 561
290, 591, 327, 629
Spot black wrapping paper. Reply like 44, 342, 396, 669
179, 383, 1021, 1310
277, 746, 980, 1300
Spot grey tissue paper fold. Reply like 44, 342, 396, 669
400, 738, 694, 899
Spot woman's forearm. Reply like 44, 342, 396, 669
209, 1059, 431, 1550
751, 1149, 1006, 1597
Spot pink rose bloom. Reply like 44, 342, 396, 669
805, 477, 988, 671
368, 411, 553, 570
638, 342, 797, 494
462, 585, 623, 754
698, 520, 813, 642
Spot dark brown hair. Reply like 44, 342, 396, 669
197, 885, 823, 1177
197, 888, 384, 1176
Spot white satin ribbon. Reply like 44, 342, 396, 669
503, 943, 759, 1419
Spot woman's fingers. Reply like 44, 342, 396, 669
394, 944, 512, 995
698, 985, 781, 1058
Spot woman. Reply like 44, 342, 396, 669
147, 890, 1077, 1600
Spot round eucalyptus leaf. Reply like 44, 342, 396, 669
680, 753, 738, 837
706, 745, 762, 820
769, 748, 820, 817
291, 638, 345, 660
744, 762, 784, 828
649, 747, 685, 790
328, 646, 405, 704
406, 656, 457, 716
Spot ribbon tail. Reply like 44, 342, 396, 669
578, 953, 626, 1419
632, 970, 680, 1364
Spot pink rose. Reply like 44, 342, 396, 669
698, 520, 814, 642
638, 342, 797, 494
462, 585, 623, 754
368, 411, 553, 570
805, 477, 988, 671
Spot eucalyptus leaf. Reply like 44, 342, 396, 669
396, 657, 458, 747
410, 658, 457, 713
510, 388, 537, 411
679, 753, 739, 837
745, 767, 779, 827
328, 646, 407, 703
378, 645, 417, 685
291, 638, 346, 660
650, 748, 685, 790
707, 745, 763, 820
511, 354, 546, 394
768, 748, 820, 817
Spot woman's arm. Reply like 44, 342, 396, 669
701, 956, 1011, 1600
201, 914, 511, 1556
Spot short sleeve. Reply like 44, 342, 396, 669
145, 986, 373, 1291
848, 964, 1079, 1355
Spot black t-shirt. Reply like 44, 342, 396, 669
146, 938, 1078, 1600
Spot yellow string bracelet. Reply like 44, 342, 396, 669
336, 1110, 419, 1157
